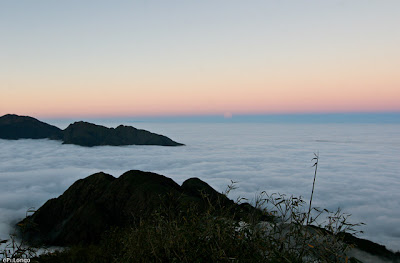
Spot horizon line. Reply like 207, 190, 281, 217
30, 111, 400, 124
21, 110, 400, 120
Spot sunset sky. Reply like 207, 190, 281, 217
1, 1, 399, 118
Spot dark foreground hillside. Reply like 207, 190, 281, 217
14, 170, 400, 262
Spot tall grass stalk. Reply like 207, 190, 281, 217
307, 152, 319, 226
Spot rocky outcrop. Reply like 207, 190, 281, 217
0, 114, 183, 146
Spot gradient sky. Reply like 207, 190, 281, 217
1, 0, 399, 118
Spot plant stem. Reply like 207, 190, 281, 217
307, 153, 319, 226
300, 153, 319, 261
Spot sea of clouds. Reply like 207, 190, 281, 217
0, 121, 399, 251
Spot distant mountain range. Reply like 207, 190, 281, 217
0, 114, 183, 146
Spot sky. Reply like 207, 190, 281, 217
1, 0, 400, 118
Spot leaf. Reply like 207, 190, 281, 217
0, 239, 8, 244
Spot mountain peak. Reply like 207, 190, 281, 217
0, 114, 62, 140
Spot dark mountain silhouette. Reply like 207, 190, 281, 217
62, 121, 183, 146
18, 170, 400, 262
0, 114, 62, 140
19, 170, 243, 246
0, 114, 183, 146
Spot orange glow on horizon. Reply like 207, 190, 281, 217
2, 55, 399, 119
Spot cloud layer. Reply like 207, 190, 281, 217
0, 122, 399, 251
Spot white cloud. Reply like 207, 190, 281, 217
0, 122, 399, 251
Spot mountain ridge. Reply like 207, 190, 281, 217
0, 114, 184, 146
